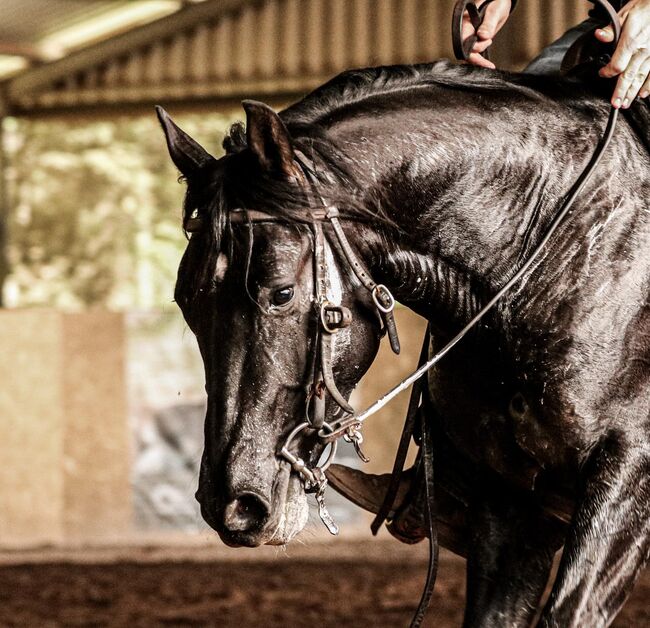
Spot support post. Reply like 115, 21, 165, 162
0, 95, 9, 307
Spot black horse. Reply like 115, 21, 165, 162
157, 61, 649, 626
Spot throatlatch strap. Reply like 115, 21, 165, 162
370, 329, 430, 534
329, 211, 401, 355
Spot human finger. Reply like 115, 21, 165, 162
639, 70, 650, 97
594, 4, 632, 44
611, 47, 646, 104
600, 27, 637, 78
472, 38, 493, 53
461, 14, 477, 43
595, 24, 616, 42
477, 0, 511, 40
468, 52, 496, 69
619, 52, 650, 105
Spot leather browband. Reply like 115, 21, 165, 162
229, 208, 332, 223
184, 207, 336, 232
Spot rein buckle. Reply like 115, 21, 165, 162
372, 284, 395, 314
320, 302, 352, 334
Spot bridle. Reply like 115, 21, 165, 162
224, 197, 403, 534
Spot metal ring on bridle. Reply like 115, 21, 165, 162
372, 284, 395, 313
318, 426, 338, 472
280, 421, 338, 485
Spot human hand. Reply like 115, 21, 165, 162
462, 0, 512, 69
597, 0, 650, 107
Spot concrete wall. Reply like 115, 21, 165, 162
0, 310, 130, 547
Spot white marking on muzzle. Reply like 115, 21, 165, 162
215, 252, 229, 280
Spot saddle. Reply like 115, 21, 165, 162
325, 332, 574, 550
326, 390, 574, 551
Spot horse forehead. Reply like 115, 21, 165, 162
215, 252, 229, 281
253, 226, 306, 266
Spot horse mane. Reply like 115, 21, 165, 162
280, 60, 604, 128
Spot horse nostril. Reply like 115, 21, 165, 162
223, 491, 270, 533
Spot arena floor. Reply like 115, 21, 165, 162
1, 539, 647, 627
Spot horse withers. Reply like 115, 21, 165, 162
158, 62, 650, 626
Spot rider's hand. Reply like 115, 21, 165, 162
597, 0, 650, 107
463, 0, 512, 69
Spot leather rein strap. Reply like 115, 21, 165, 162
452, 0, 500, 61
405, 2, 623, 626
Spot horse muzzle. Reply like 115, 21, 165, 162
196, 462, 309, 547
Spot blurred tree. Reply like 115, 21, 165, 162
3, 111, 238, 309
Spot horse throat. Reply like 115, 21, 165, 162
371, 244, 485, 336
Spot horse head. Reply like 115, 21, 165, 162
157, 103, 383, 547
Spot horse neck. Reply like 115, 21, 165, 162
357, 226, 486, 333
329, 91, 618, 332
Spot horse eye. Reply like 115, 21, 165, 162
272, 286, 294, 306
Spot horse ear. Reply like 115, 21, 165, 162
155, 106, 216, 179
242, 100, 297, 177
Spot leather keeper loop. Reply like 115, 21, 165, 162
320, 302, 353, 333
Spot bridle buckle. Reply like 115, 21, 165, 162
372, 284, 395, 314
320, 301, 352, 333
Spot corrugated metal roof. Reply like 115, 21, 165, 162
0, 1, 197, 73
0, 1, 124, 44
1, 0, 587, 118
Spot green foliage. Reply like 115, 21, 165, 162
4, 111, 239, 308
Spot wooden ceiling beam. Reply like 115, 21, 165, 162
0, 41, 53, 62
